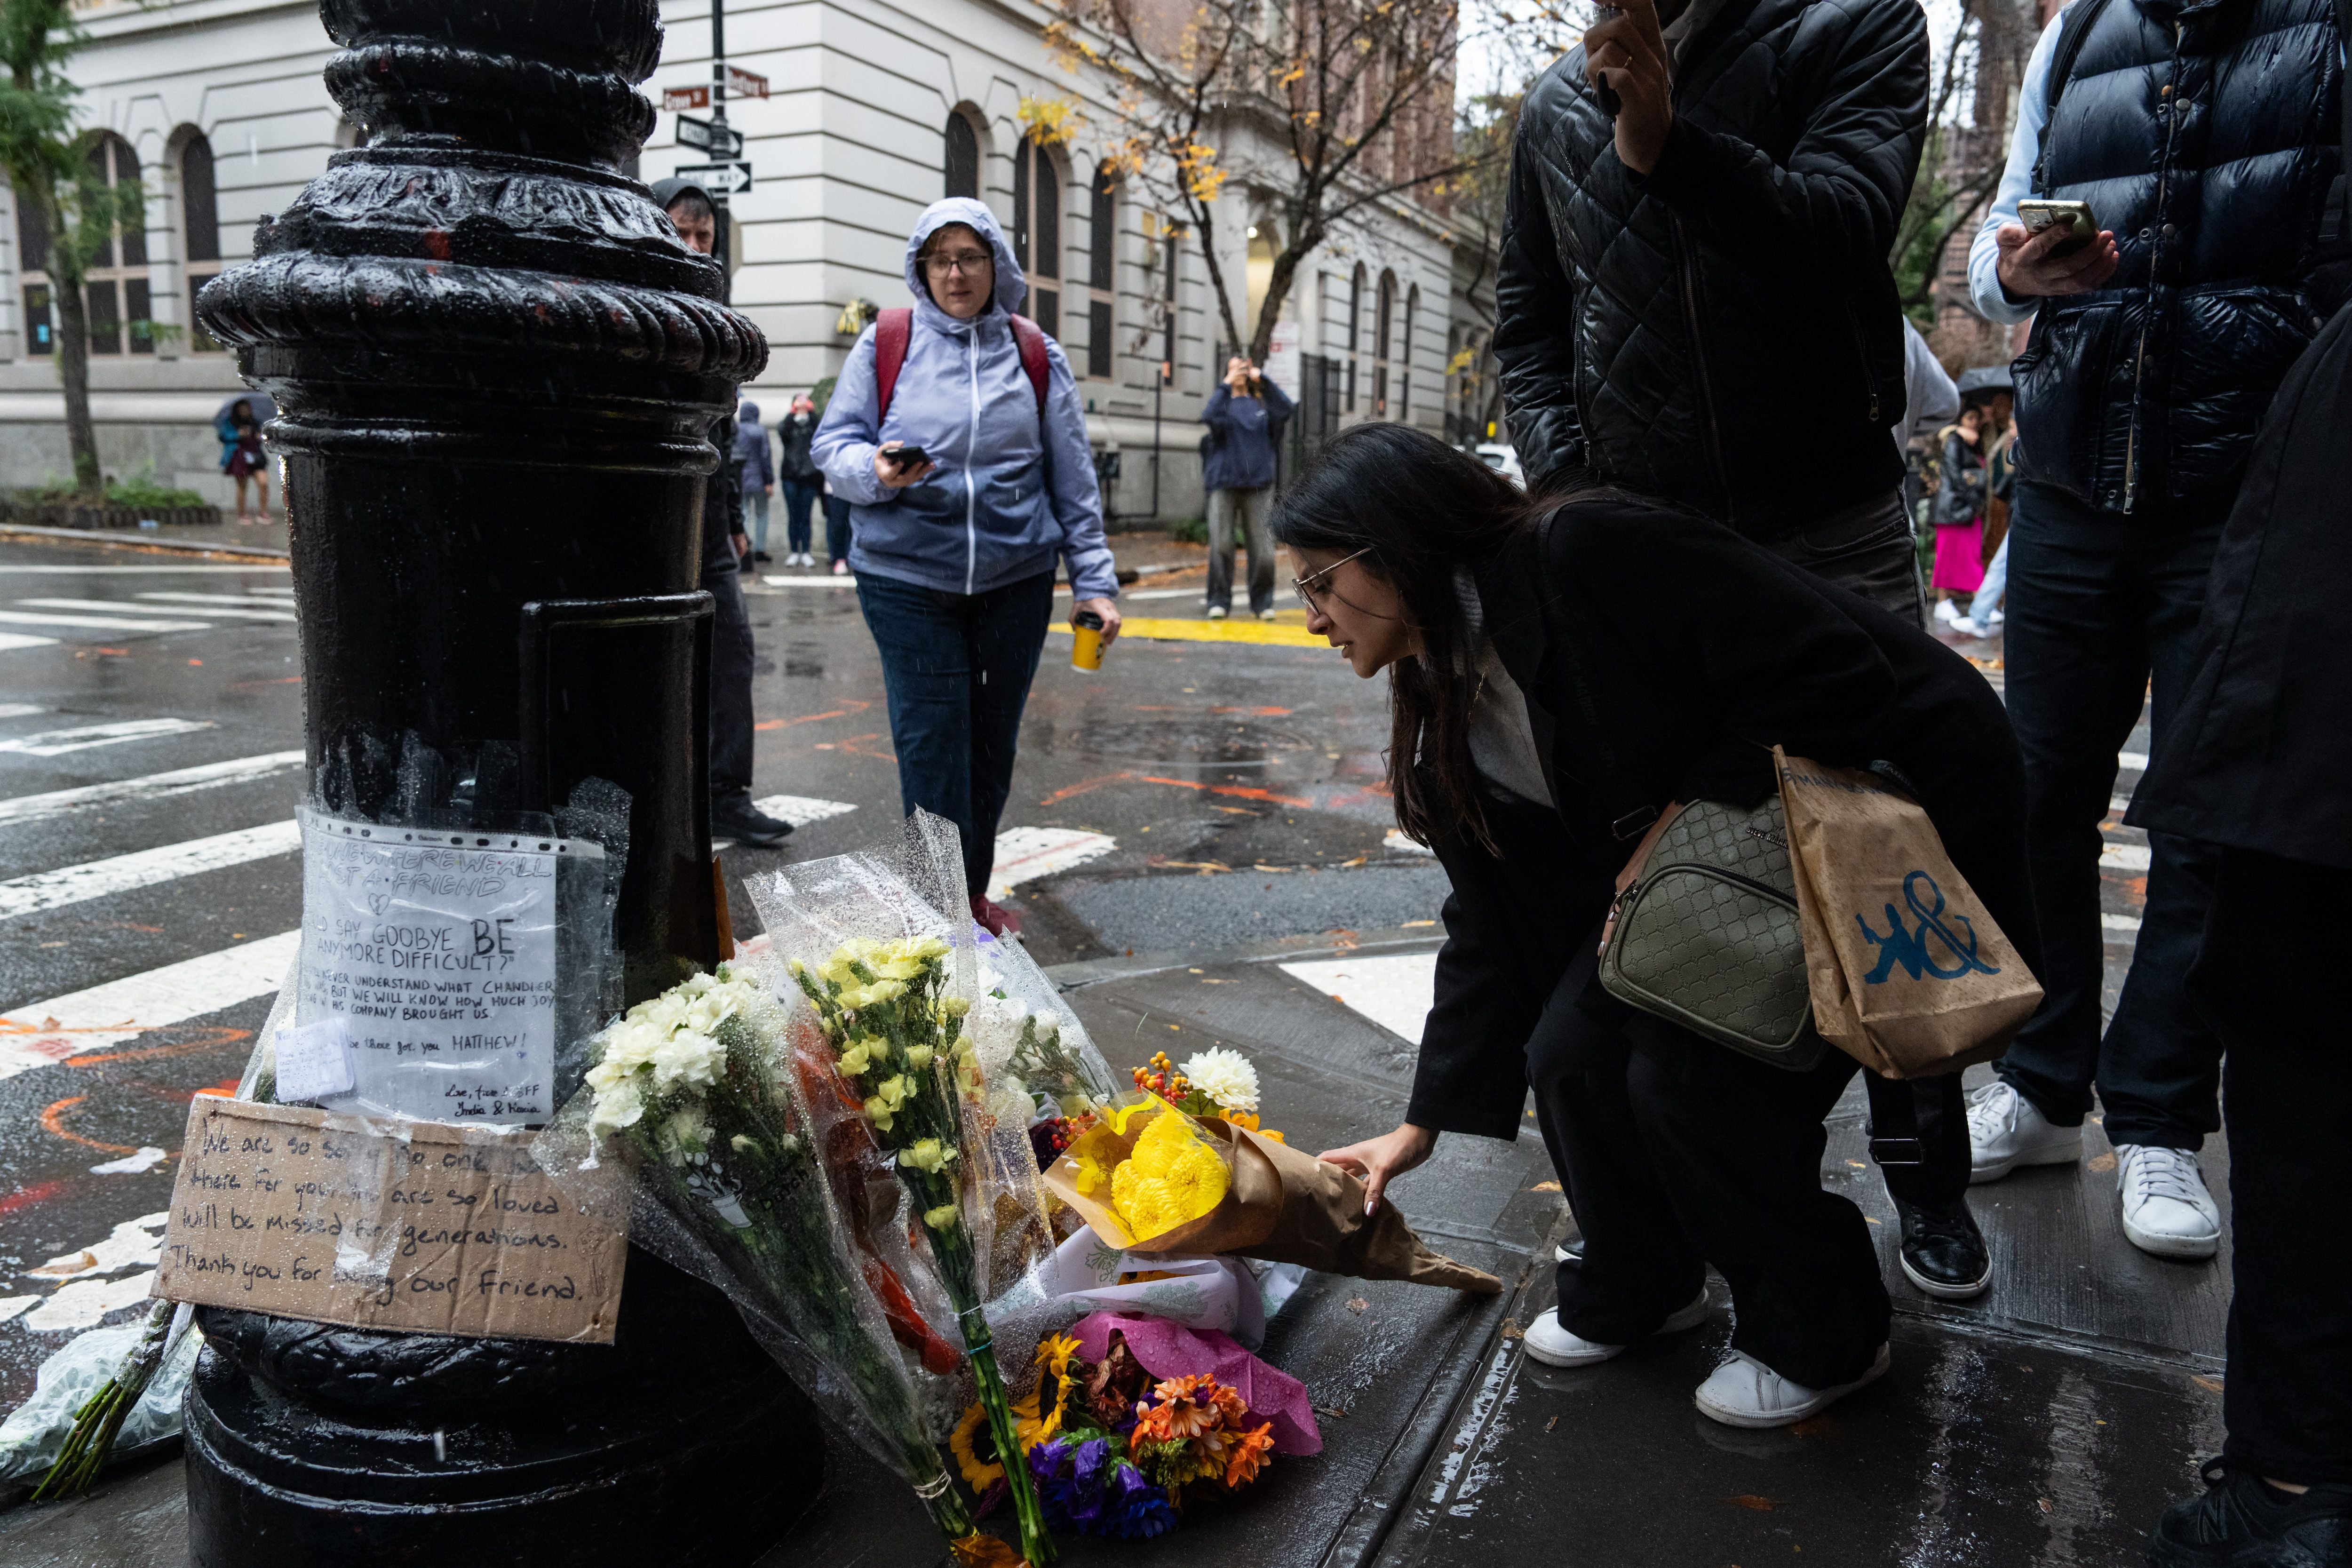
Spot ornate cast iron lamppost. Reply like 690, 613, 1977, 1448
184, 2, 818, 1560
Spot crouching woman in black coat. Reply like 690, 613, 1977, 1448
1296, 425, 2039, 1429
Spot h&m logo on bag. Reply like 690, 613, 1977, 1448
1856, 872, 2002, 984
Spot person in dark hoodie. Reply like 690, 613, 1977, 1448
653, 176, 790, 848
736, 398, 776, 566
1199, 355, 1295, 620
775, 392, 823, 568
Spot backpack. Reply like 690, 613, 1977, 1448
873, 306, 1050, 426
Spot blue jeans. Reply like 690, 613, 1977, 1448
742, 489, 770, 554
855, 569, 1054, 896
780, 479, 818, 556
825, 493, 853, 564
1971, 533, 2010, 622
1994, 479, 2227, 1150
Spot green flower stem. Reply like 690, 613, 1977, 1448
31, 1297, 176, 1502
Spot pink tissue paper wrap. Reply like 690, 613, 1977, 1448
1072, 1310, 1322, 1457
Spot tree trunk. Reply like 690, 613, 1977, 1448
1190, 204, 1246, 367
48, 225, 102, 496
1246, 230, 1318, 365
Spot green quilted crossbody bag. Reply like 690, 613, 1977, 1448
1597, 795, 1828, 1073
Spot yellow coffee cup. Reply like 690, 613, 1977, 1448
1070, 609, 1107, 671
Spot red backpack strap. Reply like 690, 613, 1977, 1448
874, 308, 913, 428
1009, 314, 1051, 414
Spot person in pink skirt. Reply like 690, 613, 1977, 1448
1931, 368, 2012, 624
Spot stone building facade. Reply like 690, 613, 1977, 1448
1, 0, 1489, 525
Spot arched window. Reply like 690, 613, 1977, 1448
1399, 285, 1418, 419
1011, 136, 1060, 338
1344, 263, 1364, 412
178, 131, 225, 353
1085, 165, 1116, 378
32, 133, 153, 356
944, 112, 979, 201
1373, 270, 1396, 415
944, 112, 979, 200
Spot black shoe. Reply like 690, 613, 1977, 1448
752, 550, 773, 563
712, 800, 793, 847
2150, 1459, 2352, 1566
1893, 1194, 1991, 1300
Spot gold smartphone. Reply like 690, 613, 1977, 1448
2017, 199, 2098, 255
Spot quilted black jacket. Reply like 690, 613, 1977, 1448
2013, 0, 2345, 516
1494, 0, 1927, 540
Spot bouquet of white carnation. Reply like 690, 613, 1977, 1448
551, 964, 1001, 1560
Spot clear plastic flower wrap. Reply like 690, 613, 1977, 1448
530, 959, 988, 1554
746, 811, 1061, 1565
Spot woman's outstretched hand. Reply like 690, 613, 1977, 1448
1319, 1122, 1437, 1215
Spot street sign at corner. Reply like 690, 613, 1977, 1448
673, 160, 754, 196
725, 64, 769, 100
675, 114, 744, 159
661, 85, 709, 111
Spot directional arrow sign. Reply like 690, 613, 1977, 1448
673, 160, 753, 196
661, 85, 709, 111
725, 64, 770, 100
675, 114, 744, 159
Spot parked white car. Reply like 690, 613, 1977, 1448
1473, 442, 1526, 489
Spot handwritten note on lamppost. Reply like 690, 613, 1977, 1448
295, 812, 584, 1124
154, 1098, 624, 1343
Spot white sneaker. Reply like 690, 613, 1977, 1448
1257, 607, 1280, 621
1694, 1343, 1890, 1429
1934, 598, 1962, 624
797, 552, 813, 566
1521, 1288, 1709, 1369
1206, 605, 1228, 620
1965, 1079, 2082, 1183
2113, 1144, 2222, 1259
1951, 616, 1984, 637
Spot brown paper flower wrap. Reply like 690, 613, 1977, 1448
1045, 1103, 1501, 1295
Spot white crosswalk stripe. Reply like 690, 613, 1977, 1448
0, 751, 308, 828
16, 597, 294, 625
0, 705, 42, 721
0, 609, 212, 635
0, 719, 213, 756
0, 819, 301, 919
0, 632, 59, 653
988, 827, 1116, 899
135, 592, 302, 614
2101, 842, 2153, 873
0, 931, 299, 1081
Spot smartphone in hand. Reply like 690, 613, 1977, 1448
882, 444, 931, 471
2018, 199, 2098, 257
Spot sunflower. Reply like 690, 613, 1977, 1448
1015, 1333, 1083, 1450
950, 1400, 1005, 1489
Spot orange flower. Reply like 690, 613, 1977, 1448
1133, 1373, 1224, 1442
950, 1534, 1025, 1567
1224, 1421, 1275, 1488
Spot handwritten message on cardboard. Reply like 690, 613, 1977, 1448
155, 1098, 624, 1343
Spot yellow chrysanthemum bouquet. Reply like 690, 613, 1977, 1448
1047, 1097, 1238, 1252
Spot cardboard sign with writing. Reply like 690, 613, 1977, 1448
155, 1098, 625, 1343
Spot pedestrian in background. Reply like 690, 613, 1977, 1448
812, 198, 1120, 933
776, 392, 823, 569
1493, 0, 1997, 1303
1961, 0, 2345, 1260
1930, 401, 1991, 625
655, 175, 791, 849
1296, 425, 2038, 1427
736, 397, 775, 566
1199, 354, 1294, 621
222, 398, 269, 524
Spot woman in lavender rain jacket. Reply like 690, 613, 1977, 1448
813, 198, 1121, 932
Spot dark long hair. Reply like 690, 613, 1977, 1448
1271, 422, 1534, 850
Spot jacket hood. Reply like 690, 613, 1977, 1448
737, 398, 762, 424
902, 199, 1026, 324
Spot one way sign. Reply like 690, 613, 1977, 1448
673, 160, 753, 196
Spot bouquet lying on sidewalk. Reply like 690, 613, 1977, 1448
537, 963, 1010, 1563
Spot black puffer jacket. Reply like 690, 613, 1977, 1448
1494, 0, 1927, 540
2014, 0, 2345, 515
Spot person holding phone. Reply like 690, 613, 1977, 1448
1960, 0, 2345, 1265
1292, 423, 2038, 1428
1199, 354, 1295, 620
812, 199, 1121, 933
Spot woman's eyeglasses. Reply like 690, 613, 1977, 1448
1292, 547, 1373, 614
922, 251, 993, 278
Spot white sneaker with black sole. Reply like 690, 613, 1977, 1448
1521, 1288, 1709, 1369
2114, 1144, 2222, 1259
1694, 1343, 1891, 1429
1965, 1079, 2083, 1183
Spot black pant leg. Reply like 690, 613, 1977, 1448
961, 570, 1055, 897
704, 564, 755, 805
2193, 847, 2352, 1485
1531, 943, 1709, 1345
1868, 1071, 1971, 1205
1625, 1019, 1890, 1390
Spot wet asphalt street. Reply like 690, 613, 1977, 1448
0, 526, 2212, 1566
